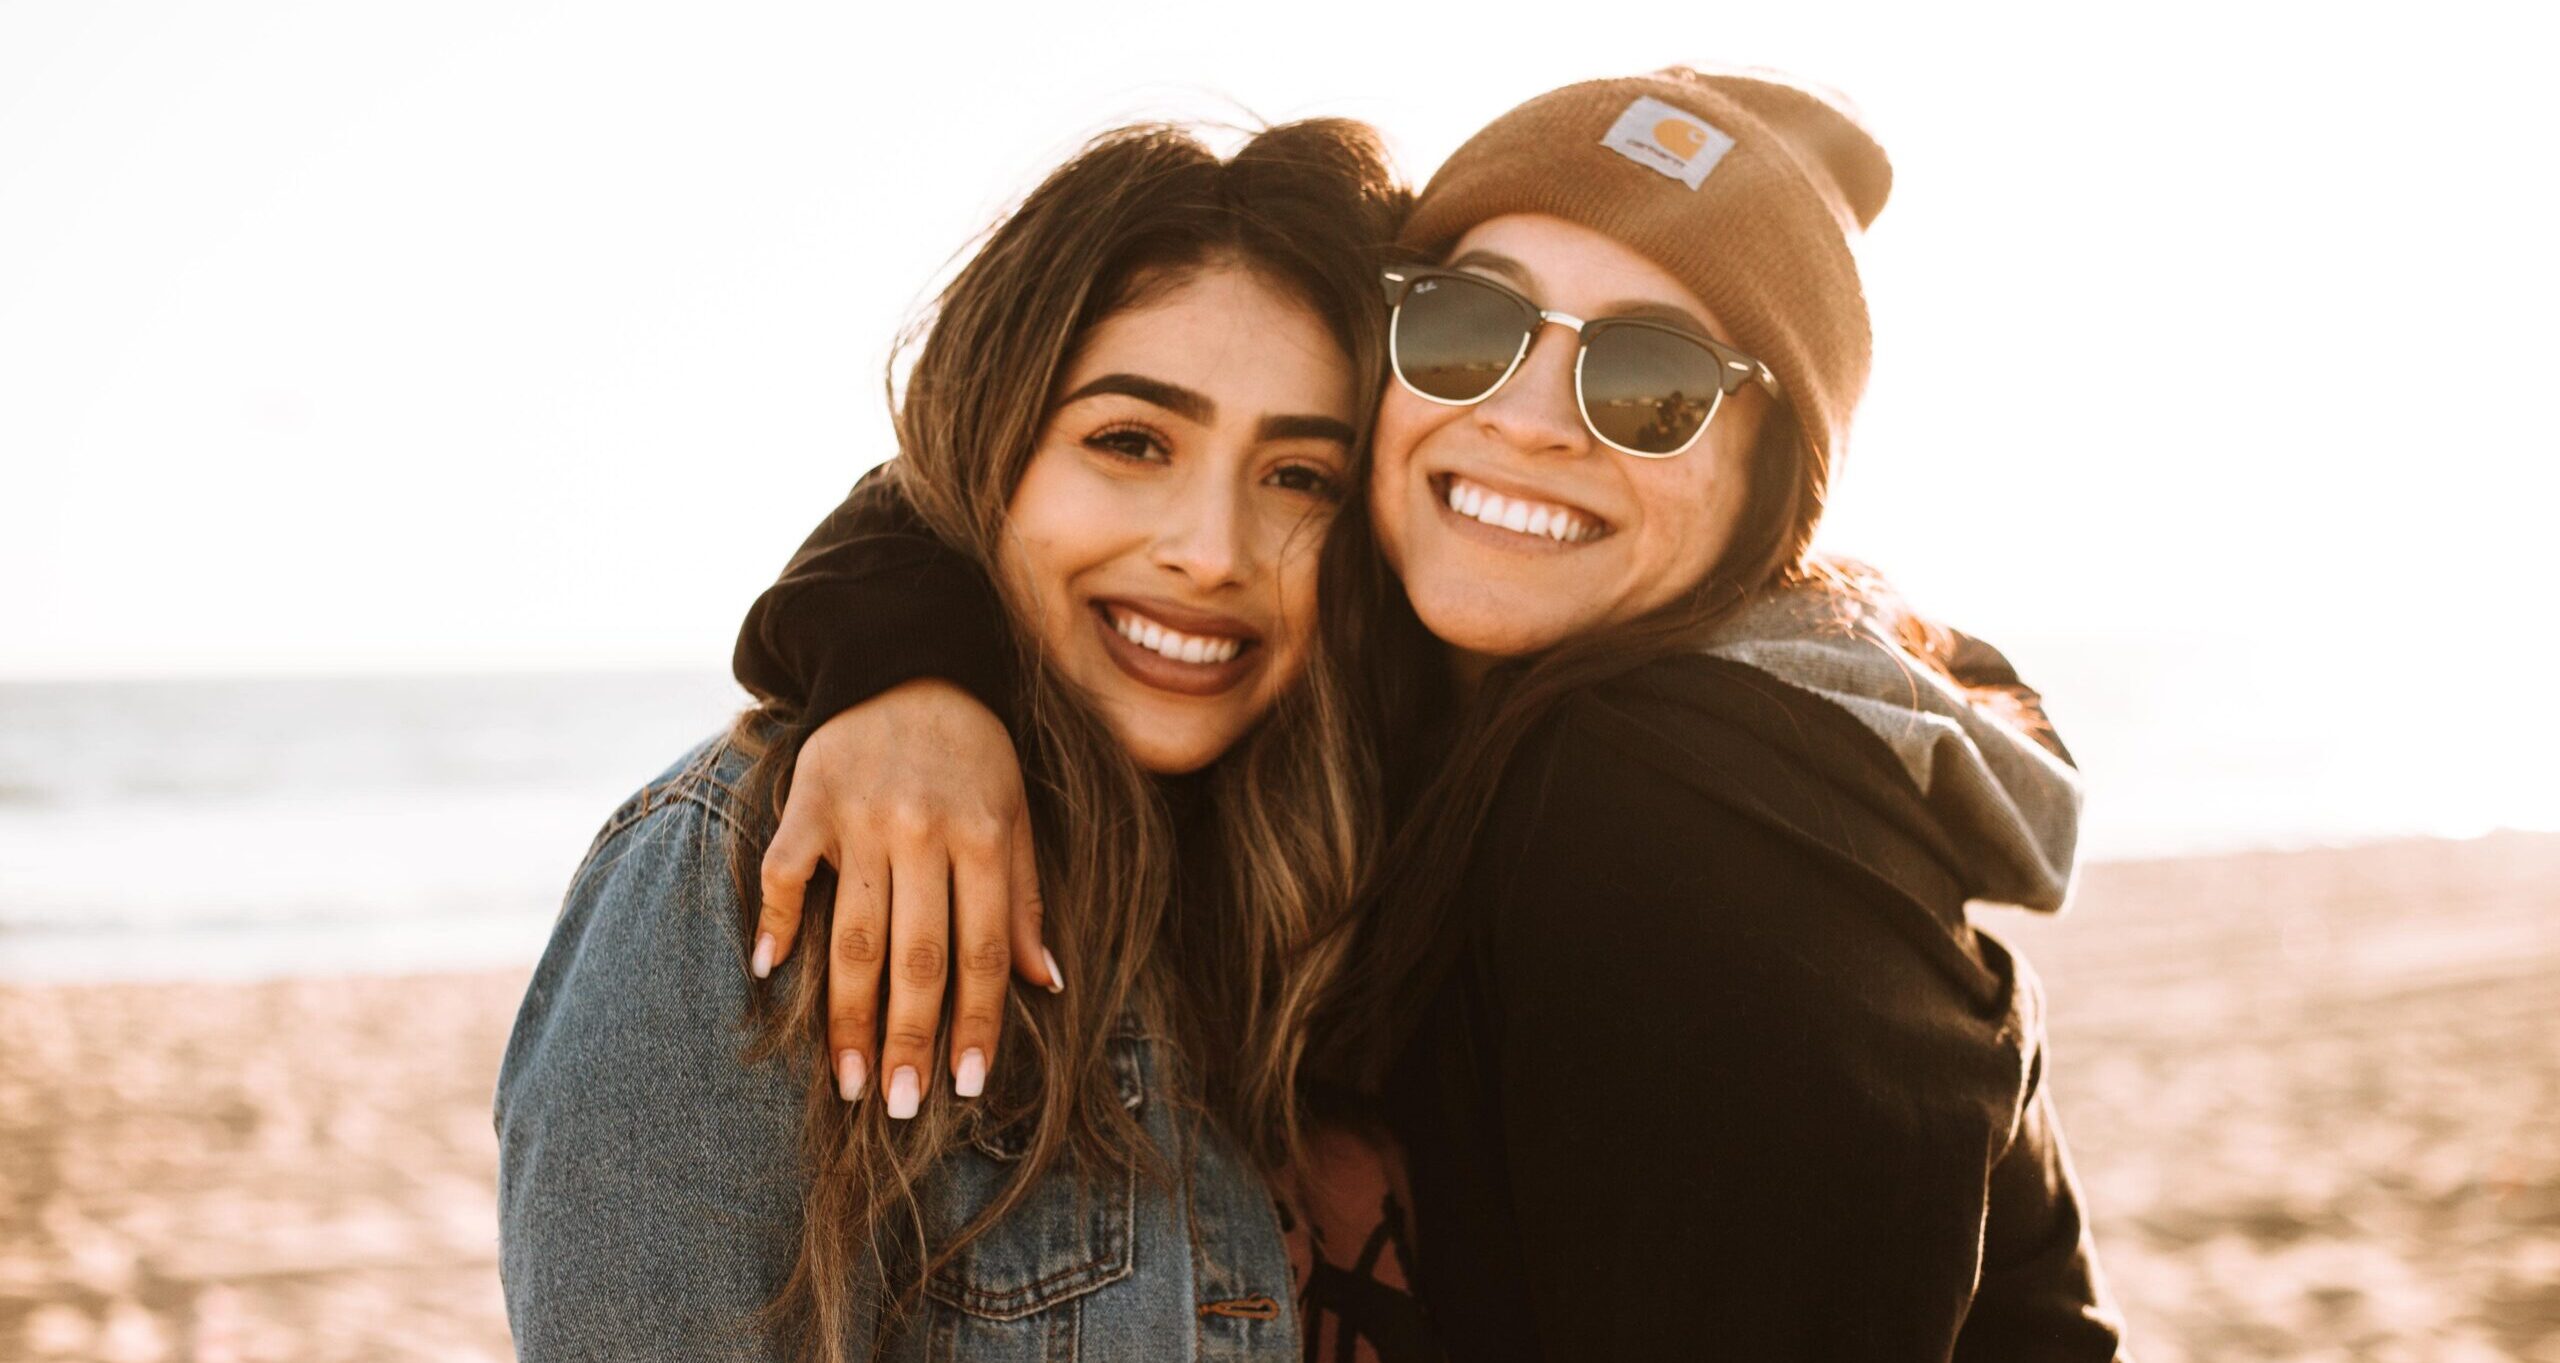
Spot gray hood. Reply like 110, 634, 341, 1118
1696, 584, 2083, 914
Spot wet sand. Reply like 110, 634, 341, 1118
3, 833, 2556, 1360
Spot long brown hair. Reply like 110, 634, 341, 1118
722, 120, 1407, 1359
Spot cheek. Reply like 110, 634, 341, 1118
1281, 534, 1326, 632
990, 528, 1075, 663
1623, 452, 1752, 602
1367, 394, 1438, 568
1000, 457, 1111, 642
1261, 517, 1329, 664
1371, 388, 1439, 477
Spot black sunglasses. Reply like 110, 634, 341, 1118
1382, 267, 1782, 459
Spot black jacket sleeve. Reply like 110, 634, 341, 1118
731, 464, 1019, 731
1440, 684, 2124, 1360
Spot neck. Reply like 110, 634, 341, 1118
1446, 646, 1497, 704
1149, 763, 1217, 831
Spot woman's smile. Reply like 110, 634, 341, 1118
1430, 472, 1614, 548
1091, 597, 1262, 696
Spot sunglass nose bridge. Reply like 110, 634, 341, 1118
1515, 311, 1590, 373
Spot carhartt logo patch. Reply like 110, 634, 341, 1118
1601, 96, 1734, 190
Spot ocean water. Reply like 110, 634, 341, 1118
4, 642, 2554, 982
0, 671, 753, 982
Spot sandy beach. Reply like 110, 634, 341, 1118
3, 832, 2555, 1361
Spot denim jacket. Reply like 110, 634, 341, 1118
494, 734, 1303, 1361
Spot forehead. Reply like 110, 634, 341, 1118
1060, 265, 1353, 414
1444, 213, 1730, 336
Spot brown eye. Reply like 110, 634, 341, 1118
1086, 424, 1170, 463
1267, 462, 1343, 501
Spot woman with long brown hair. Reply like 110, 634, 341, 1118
715, 64, 2131, 1360
494, 117, 1434, 1361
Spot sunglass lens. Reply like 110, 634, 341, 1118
1394, 274, 1530, 403
1580, 324, 1725, 455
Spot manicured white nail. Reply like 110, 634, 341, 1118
954, 1048, 987, 1098
886, 1066, 921, 1120
1041, 946, 1066, 995
836, 1049, 866, 1102
750, 932, 776, 980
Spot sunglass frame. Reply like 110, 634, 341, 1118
1382, 267, 1782, 459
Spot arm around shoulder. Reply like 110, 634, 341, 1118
734, 465, 1020, 731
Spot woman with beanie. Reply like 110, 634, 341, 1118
724, 67, 2128, 1359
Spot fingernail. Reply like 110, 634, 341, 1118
836, 1049, 866, 1102
886, 1066, 921, 1120
1041, 946, 1066, 995
955, 1048, 987, 1098
751, 932, 776, 980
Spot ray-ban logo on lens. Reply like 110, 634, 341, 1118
1602, 96, 1735, 191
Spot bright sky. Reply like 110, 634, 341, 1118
4, 0, 2554, 681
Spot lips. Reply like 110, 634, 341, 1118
1430, 473, 1613, 548
1089, 599, 1263, 697
1107, 602, 1246, 663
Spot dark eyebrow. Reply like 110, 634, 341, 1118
1058, 373, 1213, 424
1062, 371, 1352, 446
1255, 414, 1358, 445
1603, 299, 1720, 339
1444, 249, 1536, 292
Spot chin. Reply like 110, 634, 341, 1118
1129, 744, 1222, 777
1109, 714, 1233, 776
1403, 575, 1581, 661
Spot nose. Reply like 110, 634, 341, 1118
1473, 319, 1592, 458
1149, 474, 1252, 591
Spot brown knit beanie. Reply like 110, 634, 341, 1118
1400, 66, 1891, 484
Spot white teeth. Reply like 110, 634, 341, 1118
1442, 475, 1601, 543
1110, 607, 1244, 665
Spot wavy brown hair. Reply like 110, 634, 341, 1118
720, 119, 1407, 1359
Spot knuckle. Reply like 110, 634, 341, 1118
961, 939, 1012, 978
883, 1026, 938, 1054
897, 941, 946, 984
758, 847, 799, 884
953, 813, 1005, 851
833, 924, 885, 969
954, 1007, 1004, 1035
883, 802, 937, 844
